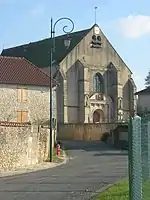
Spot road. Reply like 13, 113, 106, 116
0, 141, 128, 200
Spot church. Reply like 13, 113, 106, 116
1, 24, 137, 124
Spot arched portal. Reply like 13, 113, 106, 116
93, 109, 105, 123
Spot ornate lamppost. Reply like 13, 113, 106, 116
49, 17, 74, 162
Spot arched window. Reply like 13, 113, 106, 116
93, 73, 104, 93
107, 63, 117, 87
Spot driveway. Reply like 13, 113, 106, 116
0, 141, 128, 200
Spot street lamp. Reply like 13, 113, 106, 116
49, 17, 74, 162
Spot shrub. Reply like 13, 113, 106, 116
101, 133, 109, 143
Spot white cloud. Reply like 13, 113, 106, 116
132, 72, 140, 82
133, 74, 140, 80
118, 15, 150, 39
30, 4, 44, 18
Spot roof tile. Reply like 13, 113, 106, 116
0, 56, 53, 87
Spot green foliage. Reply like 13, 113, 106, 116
145, 71, 150, 87
101, 133, 109, 143
94, 180, 150, 200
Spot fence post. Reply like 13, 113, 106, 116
141, 114, 150, 180
131, 116, 142, 200
128, 116, 133, 200
148, 121, 150, 179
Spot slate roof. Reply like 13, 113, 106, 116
1, 28, 91, 68
0, 56, 53, 87
135, 87, 150, 95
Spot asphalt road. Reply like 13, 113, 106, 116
0, 141, 128, 200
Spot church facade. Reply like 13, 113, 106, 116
1, 24, 137, 124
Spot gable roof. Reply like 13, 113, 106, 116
0, 56, 53, 87
135, 87, 150, 95
1, 28, 91, 68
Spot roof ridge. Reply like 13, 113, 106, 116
0, 55, 23, 60
3, 27, 91, 50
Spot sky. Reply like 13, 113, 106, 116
0, 0, 150, 90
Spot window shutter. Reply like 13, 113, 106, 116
17, 88, 27, 102
17, 111, 22, 122
22, 111, 28, 122
17, 111, 28, 123
22, 88, 27, 102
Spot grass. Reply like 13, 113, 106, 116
94, 179, 150, 200
94, 179, 128, 200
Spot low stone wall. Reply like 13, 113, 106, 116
0, 123, 54, 170
57, 123, 118, 141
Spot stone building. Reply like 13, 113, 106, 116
0, 56, 56, 123
1, 24, 136, 124
135, 88, 150, 114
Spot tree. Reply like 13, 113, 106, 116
145, 70, 150, 87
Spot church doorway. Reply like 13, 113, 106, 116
93, 109, 104, 123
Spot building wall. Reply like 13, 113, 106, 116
58, 25, 136, 123
0, 123, 54, 170
67, 62, 79, 123
57, 123, 118, 140
0, 84, 51, 123
66, 60, 89, 123
56, 71, 64, 123
137, 94, 150, 112
78, 61, 85, 123
52, 87, 57, 120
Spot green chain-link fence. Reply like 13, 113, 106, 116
129, 114, 150, 200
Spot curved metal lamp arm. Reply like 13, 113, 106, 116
52, 17, 74, 34
49, 17, 74, 163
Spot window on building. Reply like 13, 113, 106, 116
119, 98, 122, 109
118, 112, 122, 120
17, 87, 27, 102
93, 73, 104, 93
17, 111, 28, 123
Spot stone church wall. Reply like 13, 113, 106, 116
57, 123, 118, 140
59, 25, 135, 124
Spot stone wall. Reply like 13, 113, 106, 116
57, 123, 118, 140
0, 122, 53, 170
0, 84, 52, 123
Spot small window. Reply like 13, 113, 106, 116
97, 35, 101, 41
17, 87, 27, 102
119, 99, 122, 108
92, 35, 96, 40
118, 98, 122, 109
17, 111, 28, 123
119, 112, 122, 120
95, 94, 104, 101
